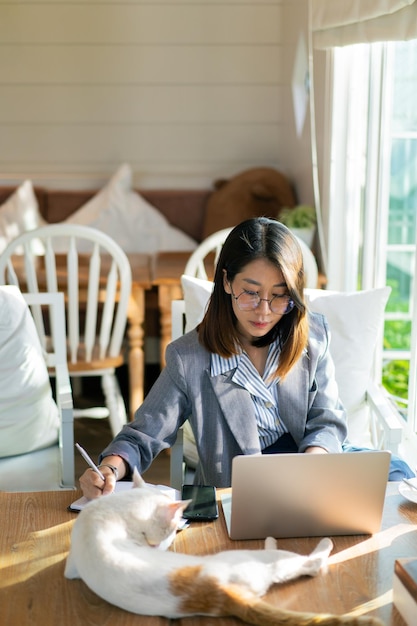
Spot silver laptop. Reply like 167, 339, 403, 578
221, 451, 391, 540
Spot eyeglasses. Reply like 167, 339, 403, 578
230, 287, 294, 315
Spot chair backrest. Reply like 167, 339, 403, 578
184, 227, 319, 288
23, 291, 68, 370
23, 291, 75, 488
0, 224, 132, 367
295, 237, 319, 289
184, 227, 233, 279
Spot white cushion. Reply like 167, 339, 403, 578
0, 445, 62, 491
127, 189, 197, 253
181, 275, 213, 332
304, 287, 391, 446
64, 163, 131, 228
0, 180, 46, 254
0, 286, 59, 457
63, 163, 197, 253
180, 275, 391, 447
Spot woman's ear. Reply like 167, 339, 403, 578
223, 269, 232, 294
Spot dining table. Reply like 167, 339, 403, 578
4, 247, 326, 420
151, 251, 193, 366
123, 254, 153, 416
0, 482, 415, 625
151, 250, 218, 366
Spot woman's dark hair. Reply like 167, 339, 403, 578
198, 217, 308, 379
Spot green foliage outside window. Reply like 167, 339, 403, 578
382, 360, 409, 409
382, 278, 410, 407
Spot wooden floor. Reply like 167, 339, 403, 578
73, 365, 171, 487
74, 417, 171, 486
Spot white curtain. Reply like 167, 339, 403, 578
312, 0, 417, 48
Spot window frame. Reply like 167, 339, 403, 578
321, 41, 417, 463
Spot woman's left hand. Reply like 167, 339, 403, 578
304, 446, 328, 454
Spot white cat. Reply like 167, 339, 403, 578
65, 470, 383, 626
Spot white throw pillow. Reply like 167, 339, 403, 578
126, 190, 197, 253
64, 162, 132, 228
181, 275, 213, 332
180, 275, 391, 447
63, 163, 197, 253
0, 286, 59, 457
0, 180, 46, 254
305, 287, 391, 446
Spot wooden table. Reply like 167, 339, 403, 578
0, 484, 414, 625
124, 254, 152, 416
152, 251, 191, 366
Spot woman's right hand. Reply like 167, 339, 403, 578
79, 466, 116, 499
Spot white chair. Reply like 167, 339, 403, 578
0, 288, 75, 491
184, 227, 319, 288
0, 224, 132, 437
169, 281, 404, 489
184, 228, 233, 279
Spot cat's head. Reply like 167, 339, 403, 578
131, 468, 191, 550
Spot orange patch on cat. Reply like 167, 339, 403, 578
169, 565, 248, 615
169, 566, 385, 625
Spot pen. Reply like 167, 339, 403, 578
75, 442, 105, 481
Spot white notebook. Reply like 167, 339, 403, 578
68, 482, 177, 512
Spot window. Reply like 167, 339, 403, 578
327, 39, 417, 453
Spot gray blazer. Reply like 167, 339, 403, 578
101, 312, 347, 487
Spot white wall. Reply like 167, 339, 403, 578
0, 0, 315, 200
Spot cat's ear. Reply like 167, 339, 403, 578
132, 467, 146, 489
160, 500, 192, 525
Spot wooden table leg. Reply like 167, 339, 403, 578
158, 283, 183, 367
126, 286, 146, 419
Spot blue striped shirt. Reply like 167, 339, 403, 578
210, 341, 287, 449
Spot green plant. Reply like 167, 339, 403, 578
278, 205, 316, 229
382, 359, 409, 408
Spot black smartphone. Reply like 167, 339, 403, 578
181, 484, 218, 521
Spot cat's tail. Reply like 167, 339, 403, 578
222, 588, 385, 626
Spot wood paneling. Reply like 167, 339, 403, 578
1, 123, 283, 163
0, 45, 283, 83
0, 1, 306, 189
0, 5, 281, 44
0, 85, 283, 123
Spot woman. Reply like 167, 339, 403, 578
80, 217, 410, 499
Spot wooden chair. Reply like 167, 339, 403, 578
0, 289, 75, 491
0, 224, 132, 437
184, 227, 319, 288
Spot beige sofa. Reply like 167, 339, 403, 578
0, 186, 211, 243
